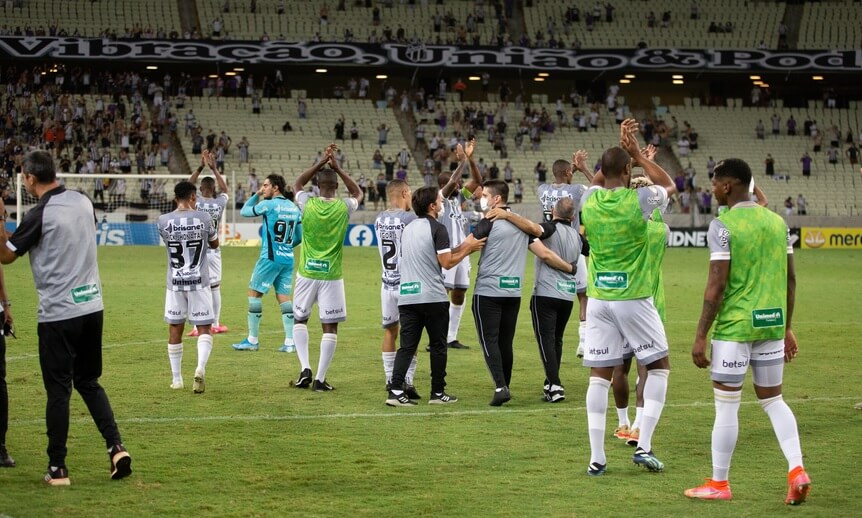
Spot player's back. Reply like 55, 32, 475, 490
298, 196, 351, 280
196, 193, 229, 228
258, 197, 302, 264
375, 209, 417, 288
157, 210, 215, 291
537, 183, 587, 225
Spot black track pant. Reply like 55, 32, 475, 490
391, 302, 449, 394
529, 295, 574, 387
472, 295, 521, 389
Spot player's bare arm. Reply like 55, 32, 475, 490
693, 259, 730, 368
785, 253, 797, 361
463, 139, 483, 194
189, 151, 208, 184
572, 149, 594, 182
205, 152, 229, 193
329, 154, 364, 203
620, 119, 676, 194
293, 145, 335, 193
0, 200, 16, 264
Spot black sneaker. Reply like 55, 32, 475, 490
547, 388, 566, 403
44, 466, 70, 486
429, 392, 458, 404
0, 444, 15, 468
312, 379, 335, 392
109, 444, 132, 480
447, 340, 470, 349
385, 390, 417, 407
404, 384, 422, 400
293, 368, 313, 388
587, 461, 607, 476
489, 386, 511, 407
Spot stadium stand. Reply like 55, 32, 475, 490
797, 0, 862, 50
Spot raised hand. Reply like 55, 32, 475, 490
464, 138, 476, 158
572, 150, 588, 172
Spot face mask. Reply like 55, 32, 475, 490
479, 196, 489, 211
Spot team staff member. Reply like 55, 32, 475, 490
474, 180, 575, 407
158, 181, 219, 394
0, 150, 131, 485
231, 174, 302, 353
385, 186, 485, 407
188, 150, 230, 336
292, 144, 363, 392
580, 120, 675, 476
685, 159, 810, 505
0, 262, 12, 467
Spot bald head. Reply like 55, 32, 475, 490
553, 197, 575, 221
601, 146, 631, 178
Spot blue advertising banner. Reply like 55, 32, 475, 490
344, 224, 376, 247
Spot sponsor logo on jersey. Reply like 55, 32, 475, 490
400, 281, 421, 295
305, 259, 331, 272
556, 280, 577, 294
752, 307, 784, 328
325, 307, 345, 316
70, 283, 101, 304
595, 271, 628, 289
722, 359, 749, 369
499, 276, 521, 289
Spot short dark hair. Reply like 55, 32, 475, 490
600, 146, 631, 178
412, 186, 439, 218
22, 150, 56, 183
174, 180, 197, 201
713, 158, 752, 185
552, 159, 571, 180
200, 177, 216, 193
482, 179, 509, 203
317, 169, 338, 187
437, 170, 452, 188
266, 173, 286, 194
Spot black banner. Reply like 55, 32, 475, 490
0, 37, 859, 72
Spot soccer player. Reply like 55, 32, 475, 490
437, 139, 484, 350
231, 174, 302, 353
188, 150, 230, 336
374, 180, 420, 396
158, 181, 219, 394
685, 158, 810, 505
538, 153, 590, 358
0, 150, 131, 485
610, 167, 674, 445
385, 186, 485, 407
580, 119, 675, 475
292, 144, 364, 391
473, 181, 576, 406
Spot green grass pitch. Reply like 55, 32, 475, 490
1, 246, 859, 516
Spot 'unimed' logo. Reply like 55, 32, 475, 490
752, 308, 784, 328
595, 271, 628, 289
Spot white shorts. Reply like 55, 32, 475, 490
293, 274, 347, 323
442, 255, 471, 290
207, 249, 222, 286
575, 254, 588, 293
380, 285, 400, 328
164, 289, 214, 325
583, 298, 669, 368
710, 339, 785, 387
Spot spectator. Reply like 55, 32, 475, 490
298, 98, 307, 119
765, 154, 775, 176
787, 115, 797, 136
796, 194, 807, 215
755, 120, 765, 140
349, 121, 359, 140
800, 152, 812, 177
334, 117, 345, 140
783, 196, 793, 216
771, 113, 781, 136
282, 121, 293, 133
377, 123, 389, 146
513, 178, 523, 203
534, 161, 547, 183
846, 143, 859, 165
677, 136, 690, 158
237, 137, 250, 164
503, 161, 514, 183
706, 156, 716, 178
372, 149, 384, 169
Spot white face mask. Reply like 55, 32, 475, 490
479, 196, 490, 211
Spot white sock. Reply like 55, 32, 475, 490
638, 369, 669, 452
616, 407, 630, 427
633, 406, 644, 429
382, 351, 396, 383
247, 335, 259, 345
196, 333, 213, 374
168, 343, 183, 383
212, 286, 221, 326
579, 320, 586, 348
294, 323, 311, 370
316, 333, 337, 381
712, 388, 741, 482
406, 354, 418, 385
586, 376, 611, 465
447, 302, 465, 343
759, 395, 804, 471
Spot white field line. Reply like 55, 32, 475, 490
7, 320, 858, 362
9, 396, 857, 427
